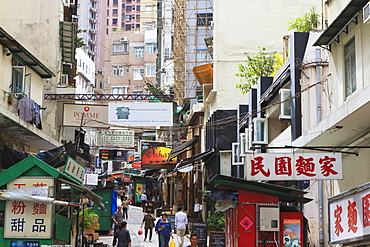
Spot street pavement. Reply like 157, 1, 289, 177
97, 205, 191, 247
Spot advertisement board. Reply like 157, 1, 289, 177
96, 130, 134, 147
63, 104, 108, 128
108, 102, 173, 127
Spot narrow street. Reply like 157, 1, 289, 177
97, 206, 191, 247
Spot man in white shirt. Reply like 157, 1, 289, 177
140, 192, 148, 212
175, 206, 188, 247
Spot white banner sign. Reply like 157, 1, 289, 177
97, 130, 134, 147
63, 104, 108, 128
245, 153, 342, 180
108, 102, 173, 127
64, 157, 85, 183
329, 185, 370, 244
4, 177, 54, 239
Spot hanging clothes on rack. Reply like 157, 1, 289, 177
17, 97, 43, 130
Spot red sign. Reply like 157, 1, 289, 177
240, 216, 253, 231
123, 177, 131, 183
131, 162, 141, 169
141, 147, 177, 169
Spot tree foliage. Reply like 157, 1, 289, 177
287, 7, 321, 32
235, 47, 278, 94
200, 190, 225, 231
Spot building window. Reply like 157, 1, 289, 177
126, 15, 132, 21
136, 5, 140, 11
106, 19, 109, 25
133, 68, 144, 80
146, 43, 156, 54
113, 0, 118, 6
146, 66, 156, 76
113, 9, 118, 15
12, 66, 25, 92
112, 87, 123, 95
113, 65, 124, 76
100, 81, 104, 89
126, 6, 132, 12
136, 15, 140, 21
112, 18, 118, 25
126, 65, 130, 73
125, 24, 132, 31
113, 43, 129, 53
136, 24, 140, 29
344, 38, 356, 98
107, 9, 109, 16
134, 47, 144, 57
197, 13, 213, 26
145, 5, 153, 12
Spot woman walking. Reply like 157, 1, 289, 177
121, 197, 129, 220
141, 210, 156, 242
156, 213, 173, 247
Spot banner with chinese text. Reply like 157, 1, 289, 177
4, 177, 54, 238
245, 153, 342, 180
329, 185, 370, 244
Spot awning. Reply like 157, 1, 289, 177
207, 174, 312, 204
175, 148, 214, 171
313, 0, 368, 48
60, 21, 76, 64
58, 177, 106, 210
168, 136, 199, 160
193, 63, 213, 85
0, 27, 55, 78
145, 81, 173, 102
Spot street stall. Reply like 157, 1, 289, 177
0, 155, 104, 247
206, 175, 312, 247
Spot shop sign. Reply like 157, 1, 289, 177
141, 147, 177, 169
10, 241, 40, 247
64, 156, 85, 183
329, 185, 370, 244
108, 102, 173, 127
246, 153, 342, 180
96, 130, 134, 147
63, 104, 108, 128
4, 177, 54, 239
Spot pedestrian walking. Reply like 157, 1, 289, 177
112, 206, 124, 233
155, 215, 163, 247
175, 206, 188, 247
156, 213, 173, 247
141, 192, 148, 212
121, 197, 129, 220
141, 210, 156, 242
112, 222, 132, 247
186, 233, 199, 247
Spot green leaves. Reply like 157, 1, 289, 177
235, 47, 278, 94
287, 7, 321, 32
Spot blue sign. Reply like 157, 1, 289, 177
10, 241, 40, 247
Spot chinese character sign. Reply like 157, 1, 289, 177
64, 156, 85, 183
329, 187, 370, 243
4, 177, 53, 239
246, 153, 342, 180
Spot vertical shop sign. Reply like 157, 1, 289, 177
283, 219, 301, 247
4, 177, 54, 238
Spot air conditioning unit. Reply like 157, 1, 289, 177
120, 36, 129, 42
60, 74, 68, 85
120, 162, 127, 169
208, 21, 214, 28
364, 2, 370, 24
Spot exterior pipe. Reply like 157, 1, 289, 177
316, 47, 324, 247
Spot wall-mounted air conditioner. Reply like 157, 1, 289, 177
279, 89, 291, 119
364, 2, 370, 24
120, 36, 129, 42
253, 118, 268, 145
208, 21, 214, 28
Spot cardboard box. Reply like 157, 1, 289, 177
93, 217, 99, 223
92, 232, 99, 240
85, 229, 95, 234
90, 223, 100, 229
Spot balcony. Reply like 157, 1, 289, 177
89, 18, 97, 24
